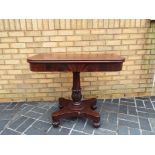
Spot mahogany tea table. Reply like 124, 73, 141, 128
27, 53, 125, 128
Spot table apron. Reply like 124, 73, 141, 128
29, 62, 123, 72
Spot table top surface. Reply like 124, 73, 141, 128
27, 53, 125, 63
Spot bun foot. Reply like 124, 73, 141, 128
93, 121, 100, 128
59, 105, 63, 109
52, 121, 60, 128
91, 104, 97, 110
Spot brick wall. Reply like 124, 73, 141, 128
0, 19, 155, 102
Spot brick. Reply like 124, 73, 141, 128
9, 31, 24, 36
43, 19, 49, 30
67, 36, 81, 41
10, 43, 25, 48
74, 41, 89, 46
75, 30, 90, 35
52, 47, 66, 52
42, 30, 57, 36
122, 40, 136, 45
42, 42, 57, 47
106, 40, 121, 45
1, 37, 16, 43
32, 19, 38, 30
25, 31, 41, 36
123, 28, 138, 33
59, 42, 73, 47
17, 37, 33, 42
67, 47, 82, 52
0, 32, 8, 37
20, 19, 26, 30
34, 37, 49, 42
5, 60, 20, 65
0, 43, 9, 48
26, 19, 32, 30
107, 29, 122, 34
83, 46, 97, 51
91, 29, 106, 34
50, 36, 65, 41
58, 30, 73, 35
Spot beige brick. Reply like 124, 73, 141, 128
54, 19, 60, 29
9, 20, 15, 30
10, 43, 25, 48
114, 34, 129, 39
49, 20, 54, 29
103, 19, 109, 28
3, 19, 9, 30
42, 30, 57, 36
106, 40, 121, 45
1, 37, 16, 43
26, 19, 32, 30
93, 19, 98, 28
0, 43, 9, 48
9, 31, 24, 36
19, 48, 34, 53
59, 42, 73, 47
130, 34, 145, 39
34, 37, 49, 42
52, 47, 66, 52
50, 36, 65, 41
87, 20, 93, 28
7, 70, 22, 74
25, 31, 41, 36
0, 60, 4, 64
0, 65, 13, 70
42, 42, 57, 47
58, 30, 73, 35
113, 45, 128, 50
83, 46, 97, 51
122, 40, 136, 45
75, 30, 90, 35
60, 19, 66, 29
67, 36, 81, 41
108, 19, 115, 28
5, 59, 20, 65
20, 19, 26, 30
129, 45, 143, 50
15, 20, 21, 30
32, 19, 38, 30
43, 19, 49, 30
71, 20, 76, 29
74, 41, 89, 46
91, 29, 106, 34
127, 65, 141, 70
26, 43, 42, 48
98, 46, 112, 51
67, 47, 81, 52
17, 37, 33, 42
65, 19, 71, 29
0, 32, 8, 37
37, 19, 43, 30
82, 35, 98, 40
90, 41, 105, 46
0, 20, 4, 30
123, 28, 138, 33
82, 20, 87, 28
99, 34, 113, 40
107, 29, 122, 34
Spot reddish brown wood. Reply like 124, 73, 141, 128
27, 52, 125, 128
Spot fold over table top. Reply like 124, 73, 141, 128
27, 53, 125, 72
27, 53, 125, 63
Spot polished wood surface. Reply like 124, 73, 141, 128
27, 53, 125, 63
27, 52, 125, 128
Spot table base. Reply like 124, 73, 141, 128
52, 97, 100, 128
